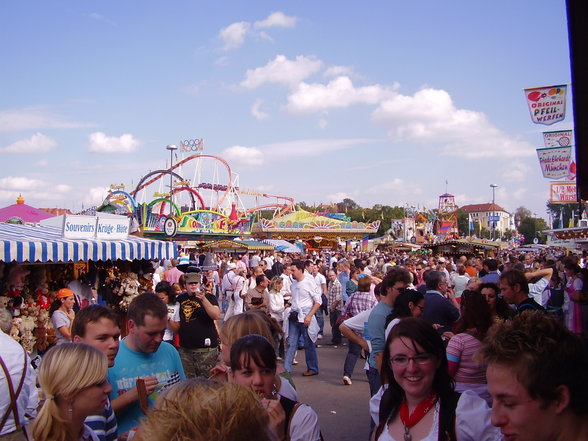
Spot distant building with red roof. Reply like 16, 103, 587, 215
38, 207, 74, 216
460, 203, 512, 235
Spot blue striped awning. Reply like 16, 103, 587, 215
0, 223, 177, 263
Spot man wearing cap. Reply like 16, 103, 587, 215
170, 272, 221, 378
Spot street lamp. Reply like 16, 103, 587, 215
490, 184, 498, 240
166, 144, 178, 216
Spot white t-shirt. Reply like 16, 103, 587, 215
372, 389, 501, 441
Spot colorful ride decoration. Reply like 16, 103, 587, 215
253, 209, 380, 249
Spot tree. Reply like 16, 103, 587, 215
517, 217, 549, 244
514, 206, 532, 227
456, 209, 469, 236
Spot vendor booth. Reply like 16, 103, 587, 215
421, 239, 500, 257
202, 239, 274, 254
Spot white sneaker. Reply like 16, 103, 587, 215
293, 359, 299, 365
317, 334, 323, 339
342, 376, 352, 385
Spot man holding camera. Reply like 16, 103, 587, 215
170, 272, 221, 378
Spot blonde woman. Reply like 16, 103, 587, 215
33, 343, 112, 441
136, 379, 275, 441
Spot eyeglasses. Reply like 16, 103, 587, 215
390, 353, 434, 366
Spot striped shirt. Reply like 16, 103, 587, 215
446, 333, 487, 384
85, 398, 117, 441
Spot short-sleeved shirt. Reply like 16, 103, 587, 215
108, 339, 185, 433
367, 301, 393, 370
446, 333, 486, 384
173, 292, 220, 349
85, 398, 118, 441
51, 309, 72, 345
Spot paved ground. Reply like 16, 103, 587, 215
285, 327, 372, 441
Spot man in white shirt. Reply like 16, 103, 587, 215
284, 260, 322, 376
311, 263, 327, 339
0, 309, 38, 441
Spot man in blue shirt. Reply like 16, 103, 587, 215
107, 293, 185, 434
422, 270, 460, 334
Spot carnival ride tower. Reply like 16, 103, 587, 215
437, 193, 458, 236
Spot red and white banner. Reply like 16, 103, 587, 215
550, 181, 577, 203
524, 85, 567, 125
542, 129, 573, 147
536, 146, 573, 179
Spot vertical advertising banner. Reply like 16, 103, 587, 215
524, 85, 567, 125
536, 146, 573, 179
542, 129, 573, 147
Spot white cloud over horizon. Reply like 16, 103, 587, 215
251, 98, 269, 120
0, 108, 90, 132
88, 132, 141, 153
0, 132, 58, 153
241, 55, 323, 89
220, 12, 297, 51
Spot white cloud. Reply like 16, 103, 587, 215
87, 12, 116, 26
214, 56, 229, 67
254, 12, 297, 29
0, 107, 88, 132
323, 65, 353, 77
502, 161, 531, 182
251, 99, 269, 120
0, 132, 58, 154
241, 55, 323, 89
326, 192, 350, 202
258, 138, 374, 160
0, 176, 44, 191
221, 145, 265, 166
88, 132, 141, 153
35, 159, 48, 167
372, 87, 535, 159
219, 21, 251, 51
366, 178, 423, 196
287, 76, 398, 114
83, 186, 111, 206
318, 118, 328, 129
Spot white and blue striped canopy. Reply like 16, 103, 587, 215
0, 223, 177, 263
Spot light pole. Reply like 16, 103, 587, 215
490, 184, 498, 240
166, 144, 177, 216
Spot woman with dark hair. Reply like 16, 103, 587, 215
372, 318, 498, 441
346, 267, 360, 298
479, 283, 513, 323
230, 334, 321, 441
155, 281, 179, 345
446, 290, 493, 405
384, 289, 424, 341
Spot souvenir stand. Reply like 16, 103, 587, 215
0, 215, 177, 354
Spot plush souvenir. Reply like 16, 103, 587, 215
0, 296, 8, 309
10, 317, 22, 342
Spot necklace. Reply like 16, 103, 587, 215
399, 393, 438, 441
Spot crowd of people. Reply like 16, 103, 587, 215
1, 246, 588, 441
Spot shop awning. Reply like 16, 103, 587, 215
0, 223, 177, 263
262, 239, 301, 253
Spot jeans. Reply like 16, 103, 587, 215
284, 319, 319, 374
329, 310, 342, 344
343, 340, 362, 377
315, 308, 324, 335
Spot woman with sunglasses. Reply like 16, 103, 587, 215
372, 318, 499, 441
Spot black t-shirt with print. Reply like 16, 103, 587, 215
176, 292, 219, 349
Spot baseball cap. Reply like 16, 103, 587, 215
57, 288, 74, 299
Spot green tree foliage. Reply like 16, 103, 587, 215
456, 209, 469, 236
514, 206, 532, 227
517, 217, 549, 244
546, 202, 585, 228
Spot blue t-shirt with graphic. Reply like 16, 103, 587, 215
107, 339, 185, 433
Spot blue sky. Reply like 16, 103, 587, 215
0, 1, 573, 221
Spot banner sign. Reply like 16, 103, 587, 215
524, 85, 567, 125
95, 215, 130, 239
550, 181, 577, 203
536, 146, 573, 179
62, 214, 130, 239
543, 130, 573, 147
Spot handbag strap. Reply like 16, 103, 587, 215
0, 346, 28, 431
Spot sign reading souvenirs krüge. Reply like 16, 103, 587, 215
549, 182, 577, 204
524, 85, 567, 125
536, 146, 573, 179
62, 214, 130, 239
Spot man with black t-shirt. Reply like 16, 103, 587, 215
170, 272, 221, 378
